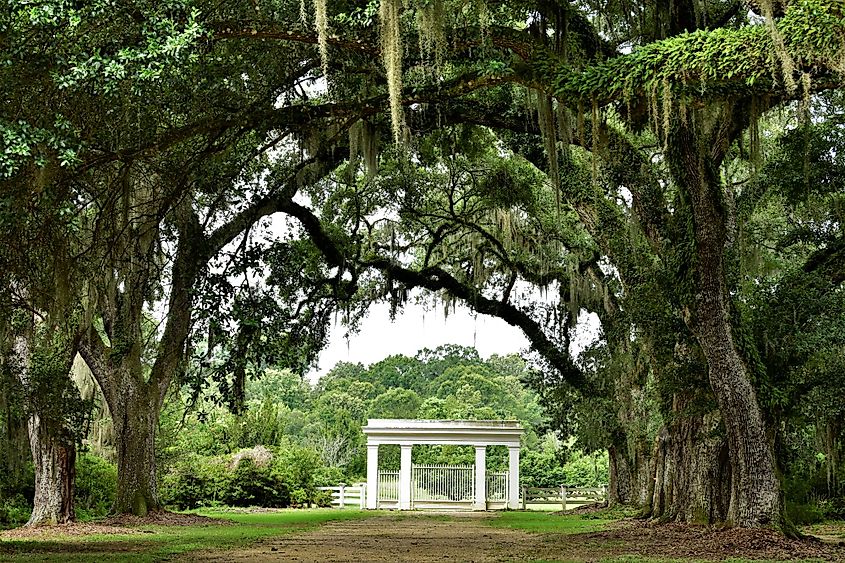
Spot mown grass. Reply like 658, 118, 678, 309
489, 510, 616, 534
0, 508, 374, 562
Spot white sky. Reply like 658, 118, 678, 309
306, 293, 602, 383
307, 299, 530, 382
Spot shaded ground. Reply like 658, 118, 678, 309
191, 512, 533, 563
0, 511, 229, 540
550, 519, 845, 562
806, 522, 845, 545
100, 511, 231, 527
193, 512, 845, 562
0, 509, 371, 562
0, 522, 145, 540
1, 510, 843, 562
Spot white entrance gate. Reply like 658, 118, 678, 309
377, 471, 400, 508
412, 464, 475, 507
486, 471, 509, 504
363, 419, 523, 510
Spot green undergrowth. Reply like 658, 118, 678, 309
0, 508, 375, 562
489, 511, 615, 534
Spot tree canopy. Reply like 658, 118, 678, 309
1, 0, 844, 534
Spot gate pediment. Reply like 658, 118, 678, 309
363, 419, 523, 447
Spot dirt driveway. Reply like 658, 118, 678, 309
192, 512, 845, 563
194, 512, 541, 562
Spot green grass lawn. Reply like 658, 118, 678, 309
488, 510, 616, 535
0, 508, 374, 562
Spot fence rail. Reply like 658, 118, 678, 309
323, 468, 606, 511
521, 485, 607, 510
316, 484, 366, 508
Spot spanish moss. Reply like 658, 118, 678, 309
380, 0, 405, 144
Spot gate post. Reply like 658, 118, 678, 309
507, 446, 520, 509
399, 444, 413, 510
474, 445, 487, 510
366, 444, 379, 509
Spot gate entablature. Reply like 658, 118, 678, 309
362, 419, 523, 511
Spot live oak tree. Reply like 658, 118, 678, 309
0, 165, 91, 525
250, 0, 845, 529
3, 0, 344, 517
4, 0, 845, 529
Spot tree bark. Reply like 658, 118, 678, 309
670, 118, 782, 527
78, 198, 205, 516
78, 343, 164, 516
10, 325, 80, 526
26, 413, 76, 526
111, 377, 160, 516
649, 397, 731, 523
608, 437, 654, 509
608, 445, 633, 506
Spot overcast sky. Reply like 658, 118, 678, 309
307, 299, 530, 382
306, 293, 602, 383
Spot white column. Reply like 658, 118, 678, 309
508, 446, 520, 509
366, 443, 379, 509
399, 444, 413, 510
474, 445, 487, 510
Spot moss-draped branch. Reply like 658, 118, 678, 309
535, 0, 845, 105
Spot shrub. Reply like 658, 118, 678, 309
313, 489, 334, 507
313, 465, 346, 487
159, 444, 338, 509
225, 458, 288, 507
786, 500, 827, 525
0, 495, 31, 528
824, 496, 845, 519
520, 449, 567, 488
75, 452, 116, 519
160, 455, 229, 510
271, 444, 322, 507
230, 445, 274, 469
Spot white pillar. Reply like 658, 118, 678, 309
474, 445, 486, 510
399, 444, 413, 510
366, 443, 379, 509
508, 446, 520, 509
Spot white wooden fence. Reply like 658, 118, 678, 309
316, 484, 366, 508
320, 477, 607, 510
520, 485, 607, 510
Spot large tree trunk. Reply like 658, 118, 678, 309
105, 366, 162, 516
649, 395, 731, 523
608, 438, 655, 509
79, 343, 164, 516
671, 118, 782, 527
26, 413, 76, 526
77, 198, 203, 516
10, 325, 81, 526
608, 445, 633, 506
